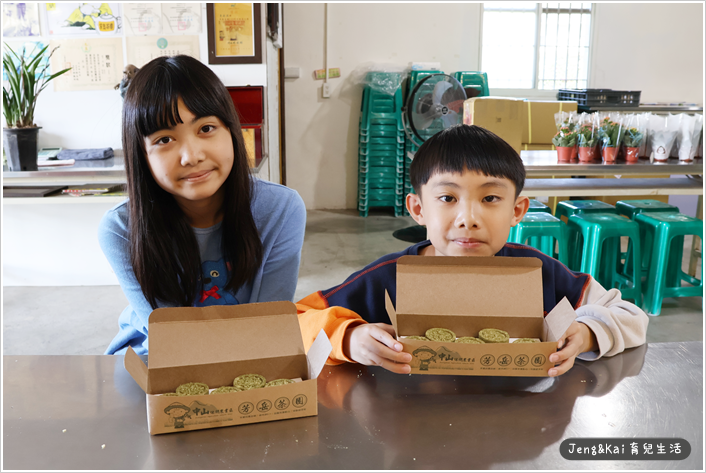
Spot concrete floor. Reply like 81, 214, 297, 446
2, 209, 703, 355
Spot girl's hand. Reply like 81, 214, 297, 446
548, 321, 597, 377
343, 323, 412, 374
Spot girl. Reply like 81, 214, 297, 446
99, 55, 306, 355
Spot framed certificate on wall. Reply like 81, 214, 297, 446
206, 3, 262, 65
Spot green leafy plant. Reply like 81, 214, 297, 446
597, 117, 625, 147
622, 127, 644, 147
552, 126, 577, 147
3, 43, 71, 128
577, 124, 598, 147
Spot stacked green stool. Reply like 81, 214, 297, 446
567, 213, 642, 304
556, 200, 618, 273
615, 200, 680, 280
508, 212, 569, 265
633, 212, 703, 316
358, 72, 405, 217
453, 71, 489, 98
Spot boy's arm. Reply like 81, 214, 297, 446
296, 291, 368, 365
575, 278, 649, 360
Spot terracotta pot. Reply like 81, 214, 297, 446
556, 146, 573, 162
625, 147, 640, 162
578, 146, 598, 162
602, 146, 618, 162
571, 145, 578, 160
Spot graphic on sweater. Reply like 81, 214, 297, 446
194, 259, 238, 306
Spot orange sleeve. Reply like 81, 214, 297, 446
296, 291, 368, 365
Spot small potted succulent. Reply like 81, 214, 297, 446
622, 127, 644, 163
576, 124, 599, 161
3, 43, 70, 171
597, 117, 625, 162
552, 126, 577, 162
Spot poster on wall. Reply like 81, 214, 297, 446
162, 3, 202, 35
123, 3, 162, 36
49, 38, 124, 91
206, 3, 262, 65
126, 35, 200, 68
2, 3, 41, 37
46, 2, 123, 36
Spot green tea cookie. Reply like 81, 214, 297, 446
404, 336, 430, 341
478, 328, 509, 343
265, 379, 294, 387
425, 328, 456, 342
176, 382, 209, 396
211, 386, 243, 394
162, 392, 179, 396
456, 337, 485, 344
512, 338, 539, 343
233, 374, 266, 390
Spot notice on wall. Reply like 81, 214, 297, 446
214, 3, 254, 57
46, 2, 123, 36
162, 4, 202, 35
123, 3, 162, 36
49, 38, 124, 91
2, 2, 41, 37
126, 35, 200, 68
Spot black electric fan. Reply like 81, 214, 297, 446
394, 74, 467, 243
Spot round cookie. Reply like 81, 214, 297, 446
176, 382, 209, 396
478, 328, 509, 343
233, 374, 266, 390
211, 386, 243, 394
425, 328, 456, 342
456, 337, 485, 344
512, 338, 539, 343
265, 379, 295, 387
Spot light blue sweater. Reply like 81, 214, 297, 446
98, 178, 306, 355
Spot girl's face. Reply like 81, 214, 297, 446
143, 98, 234, 211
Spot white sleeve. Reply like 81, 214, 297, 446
574, 277, 649, 361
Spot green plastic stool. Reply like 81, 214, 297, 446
508, 213, 568, 265
453, 71, 489, 98
567, 213, 642, 305
527, 199, 551, 213
616, 200, 680, 280
633, 212, 703, 316
556, 200, 618, 273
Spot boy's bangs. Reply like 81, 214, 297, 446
134, 71, 231, 138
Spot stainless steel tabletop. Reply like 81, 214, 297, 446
521, 151, 704, 177
3, 341, 702, 470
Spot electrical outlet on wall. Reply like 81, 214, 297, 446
322, 83, 330, 98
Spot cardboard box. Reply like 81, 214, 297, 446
521, 143, 556, 151
124, 302, 332, 435
385, 256, 576, 377
463, 97, 523, 154
521, 100, 578, 145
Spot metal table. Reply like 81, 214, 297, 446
521, 151, 704, 177
3, 341, 702, 470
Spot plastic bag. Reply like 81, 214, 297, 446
598, 112, 626, 149
554, 110, 578, 132
622, 114, 644, 148
679, 114, 704, 161
648, 114, 681, 161
350, 62, 408, 96
637, 112, 652, 158
576, 112, 599, 148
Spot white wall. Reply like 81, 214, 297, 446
590, 3, 703, 104
283, 3, 704, 210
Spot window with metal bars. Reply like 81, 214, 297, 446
481, 2, 592, 90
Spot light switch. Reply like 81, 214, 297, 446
284, 67, 301, 79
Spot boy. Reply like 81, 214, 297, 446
297, 125, 648, 376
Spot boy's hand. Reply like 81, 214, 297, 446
343, 323, 412, 374
548, 321, 597, 377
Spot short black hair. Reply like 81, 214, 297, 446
410, 124, 525, 197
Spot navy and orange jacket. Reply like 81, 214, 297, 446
297, 241, 648, 365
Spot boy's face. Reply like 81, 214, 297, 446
407, 169, 529, 257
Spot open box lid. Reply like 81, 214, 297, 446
395, 256, 544, 317
146, 302, 305, 370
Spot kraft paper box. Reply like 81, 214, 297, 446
521, 100, 578, 145
463, 97, 523, 154
124, 302, 332, 435
385, 256, 576, 377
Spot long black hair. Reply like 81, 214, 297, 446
410, 124, 526, 197
122, 55, 263, 309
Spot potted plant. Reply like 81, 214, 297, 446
3, 43, 70, 171
552, 126, 577, 162
556, 114, 579, 159
597, 117, 625, 162
622, 127, 644, 162
576, 124, 599, 162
